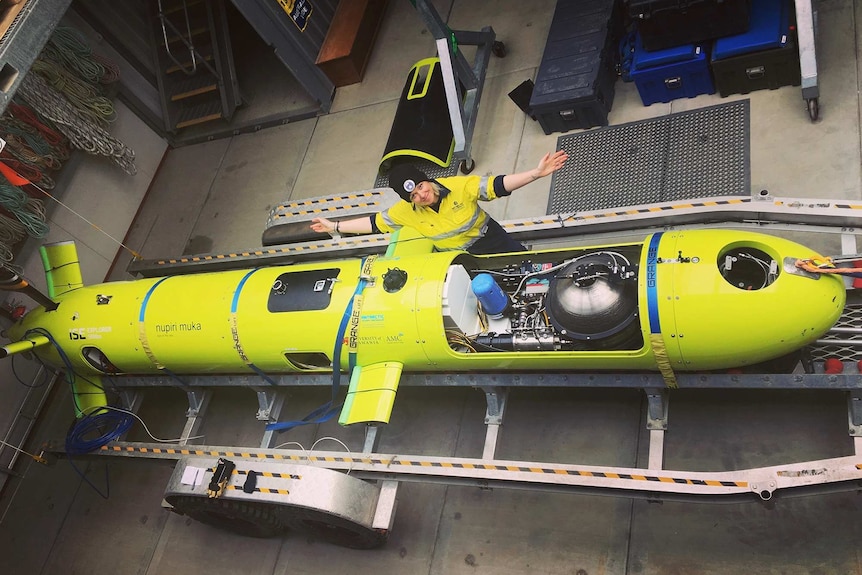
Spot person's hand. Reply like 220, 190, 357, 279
534, 150, 569, 179
310, 217, 335, 233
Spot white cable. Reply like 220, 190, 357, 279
82, 404, 205, 443
311, 436, 354, 475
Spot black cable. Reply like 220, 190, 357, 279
11, 353, 50, 388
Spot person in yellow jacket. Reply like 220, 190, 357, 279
310, 150, 568, 254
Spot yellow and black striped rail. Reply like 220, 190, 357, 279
99, 442, 751, 493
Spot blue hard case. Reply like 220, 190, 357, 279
630, 34, 715, 106
712, 0, 789, 61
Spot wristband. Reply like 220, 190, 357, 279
335, 221, 340, 233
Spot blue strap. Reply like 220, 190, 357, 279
266, 259, 370, 432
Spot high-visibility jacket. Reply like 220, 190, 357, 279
374, 174, 509, 251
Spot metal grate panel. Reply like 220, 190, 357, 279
809, 297, 862, 364
548, 100, 750, 214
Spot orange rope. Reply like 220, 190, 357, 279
795, 258, 862, 275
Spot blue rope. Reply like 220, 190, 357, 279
65, 408, 134, 455
266, 260, 369, 432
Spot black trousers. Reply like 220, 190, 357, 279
467, 218, 527, 255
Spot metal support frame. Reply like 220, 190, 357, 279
847, 390, 862, 436
794, 0, 819, 118
181, 390, 211, 446
253, 387, 285, 449
372, 480, 399, 531
0, 0, 73, 114
481, 386, 508, 460
251, 387, 283, 422
109, 370, 862, 393
363, 425, 382, 454
414, 0, 495, 169
115, 389, 142, 413
645, 389, 669, 470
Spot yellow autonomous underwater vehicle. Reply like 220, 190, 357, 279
1, 229, 847, 426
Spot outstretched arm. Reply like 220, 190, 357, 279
501, 150, 569, 193
310, 216, 373, 235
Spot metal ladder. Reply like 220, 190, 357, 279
152, 0, 241, 132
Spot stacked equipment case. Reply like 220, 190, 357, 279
627, 0, 751, 51
710, 0, 800, 97
629, 34, 714, 105
529, 0, 622, 134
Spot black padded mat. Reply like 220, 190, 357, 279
548, 100, 750, 214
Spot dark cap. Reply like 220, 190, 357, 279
389, 164, 429, 202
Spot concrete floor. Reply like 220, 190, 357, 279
2, 0, 862, 573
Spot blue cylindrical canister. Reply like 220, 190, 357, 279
471, 273, 509, 317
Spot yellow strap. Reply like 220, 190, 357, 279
650, 333, 678, 389
138, 320, 163, 369
348, 255, 377, 357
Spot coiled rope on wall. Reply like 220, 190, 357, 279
0, 171, 48, 239
44, 27, 108, 86
35, 26, 120, 128
18, 71, 136, 176
0, 100, 71, 190
15, 25, 135, 175
31, 59, 117, 128
0, 24, 136, 261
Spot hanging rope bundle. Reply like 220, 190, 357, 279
0, 241, 11, 263
0, 210, 26, 244
18, 72, 136, 175
0, 100, 70, 189
43, 27, 106, 85
2, 129, 62, 171
91, 52, 120, 85
0, 180, 49, 244
0, 152, 55, 190
31, 59, 116, 127
0, 178, 27, 211
8, 101, 69, 153
16, 196, 49, 238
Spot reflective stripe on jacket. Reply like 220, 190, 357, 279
375, 174, 508, 251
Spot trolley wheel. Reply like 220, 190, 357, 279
459, 158, 476, 174
492, 41, 507, 58
167, 495, 290, 538
807, 97, 819, 122
284, 506, 389, 549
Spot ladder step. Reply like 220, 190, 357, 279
166, 52, 213, 75
160, 0, 205, 17
170, 73, 218, 101
171, 83, 217, 101
164, 24, 208, 46
175, 101, 224, 129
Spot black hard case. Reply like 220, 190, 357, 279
627, 0, 751, 51
529, 0, 621, 134
711, 38, 801, 97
